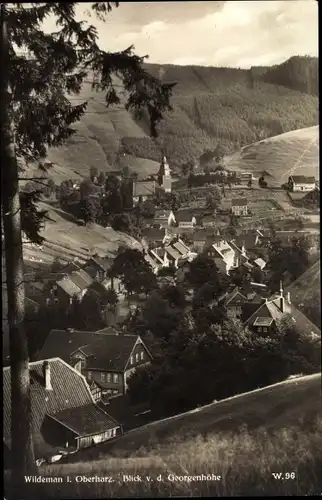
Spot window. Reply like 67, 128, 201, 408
130, 355, 134, 365
113, 389, 118, 395
140, 351, 144, 361
101, 372, 106, 382
257, 326, 262, 333
112, 428, 117, 437
107, 373, 111, 383
113, 373, 119, 384
69, 297, 73, 305
88, 371, 92, 380
135, 353, 139, 363
263, 327, 268, 333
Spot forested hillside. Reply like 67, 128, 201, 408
41, 56, 318, 182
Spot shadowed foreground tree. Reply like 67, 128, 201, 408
1, 3, 175, 497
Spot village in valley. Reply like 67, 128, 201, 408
2, 2, 320, 498
3, 148, 320, 467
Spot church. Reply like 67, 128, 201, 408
132, 156, 172, 205
157, 156, 172, 193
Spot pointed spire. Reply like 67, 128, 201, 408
279, 281, 283, 297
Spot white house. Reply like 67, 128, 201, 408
175, 210, 197, 229
288, 175, 316, 193
231, 198, 248, 216
206, 239, 239, 275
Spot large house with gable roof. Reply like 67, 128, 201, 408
38, 328, 153, 400
3, 358, 122, 463
243, 283, 320, 337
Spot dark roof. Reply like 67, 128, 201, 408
290, 175, 315, 184
87, 256, 113, 273
79, 334, 148, 372
142, 227, 166, 240
38, 328, 120, 363
69, 269, 93, 290
133, 181, 156, 197
231, 198, 248, 207
3, 358, 114, 457
48, 404, 119, 437
175, 210, 196, 222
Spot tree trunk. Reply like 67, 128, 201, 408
1, 4, 36, 498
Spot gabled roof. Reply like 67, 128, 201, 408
69, 269, 93, 290
144, 252, 160, 269
56, 277, 82, 297
225, 287, 247, 306
142, 227, 166, 241
290, 175, 315, 184
48, 404, 119, 438
172, 240, 190, 256
244, 293, 321, 337
77, 334, 151, 372
133, 181, 156, 197
86, 256, 113, 273
165, 245, 182, 261
175, 210, 196, 222
38, 328, 120, 363
3, 358, 119, 456
231, 198, 248, 207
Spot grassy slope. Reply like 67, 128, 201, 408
224, 125, 319, 184
33, 374, 321, 498
285, 260, 321, 306
23, 202, 143, 265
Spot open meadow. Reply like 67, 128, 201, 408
26, 374, 322, 498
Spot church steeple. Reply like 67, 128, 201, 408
157, 155, 172, 193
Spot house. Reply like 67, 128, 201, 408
231, 198, 248, 216
132, 180, 156, 204
171, 238, 191, 258
153, 209, 176, 227
206, 239, 240, 275
217, 287, 248, 319
83, 255, 113, 282
49, 269, 94, 308
142, 227, 168, 248
253, 257, 266, 270
202, 215, 216, 228
70, 334, 153, 397
192, 230, 218, 251
244, 283, 321, 337
3, 358, 122, 462
288, 175, 316, 193
164, 245, 183, 268
175, 210, 197, 229
233, 230, 261, 252
144, 251, 163, 274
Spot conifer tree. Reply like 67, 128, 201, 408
1, 3, 175, 497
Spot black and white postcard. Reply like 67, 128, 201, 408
2, 1, 320, 498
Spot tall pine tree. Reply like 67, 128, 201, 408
1, 3, 175, 497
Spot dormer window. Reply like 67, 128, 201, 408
130, 355, 134, 365
135, 353, 139, 363
140, 351, 144, 361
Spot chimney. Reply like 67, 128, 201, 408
43, 361, 52, 391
